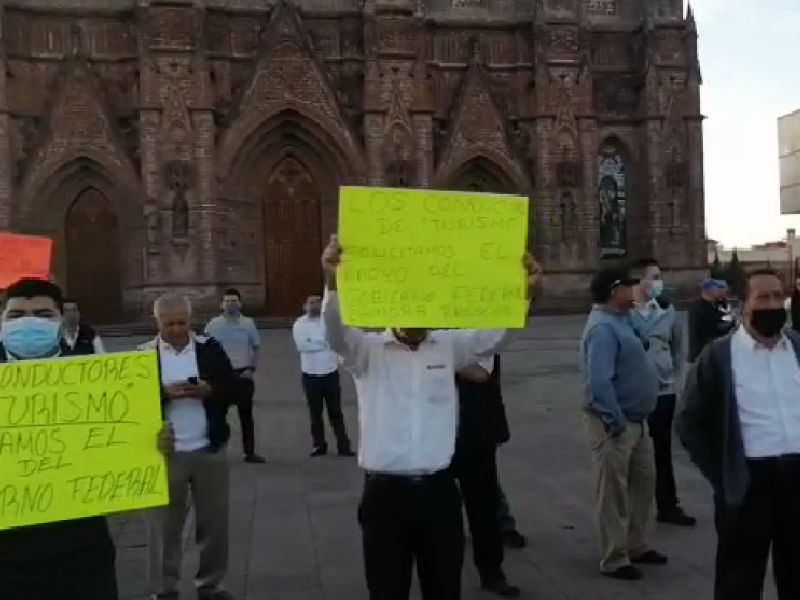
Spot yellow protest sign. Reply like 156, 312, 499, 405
0, 350, 169, 531
338, 187, 530, 328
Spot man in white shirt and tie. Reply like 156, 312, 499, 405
320, 235, 541, 600
293, 294, 354, 457
679, 268, 800, 600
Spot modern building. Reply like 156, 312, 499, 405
1, 0, 706, 322
779, 109, 800, 215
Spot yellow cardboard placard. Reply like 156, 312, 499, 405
0, 350, 169, 531
338, 187, 530, 328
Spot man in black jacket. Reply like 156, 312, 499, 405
143, 294, 236, 600
62, 297, 106, 354
688, 279, 735, 361
679, 269, 800, 600
0, 278, 172, 600
454, 355, 520, 598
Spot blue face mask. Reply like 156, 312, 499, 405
649, 280, 664, 298
224, 303, 240, 316
2, 316, 62, 358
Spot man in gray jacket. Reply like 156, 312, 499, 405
629, 258, 695, 526
678, 268, 800, 600
580, 267, 667, 581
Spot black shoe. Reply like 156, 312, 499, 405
631, 549, 669, 565
310, 445, 328, 457
601, 565, 643, 580
198, 591, 234, 600
338, 446, 356, 457
480, 578, 521, 598
502, 530, 527, 549
244, 454, 266, 464
657, 506, 697, 527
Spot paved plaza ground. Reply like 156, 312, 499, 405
106, 315, 778, 600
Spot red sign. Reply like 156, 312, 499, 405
0, 233, 52, 289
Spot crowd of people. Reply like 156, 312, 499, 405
0, 239, 798, 600
583, 259, 799, 600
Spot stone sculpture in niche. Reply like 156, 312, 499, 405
143, 199, 161, 248
164, 160, 192, 238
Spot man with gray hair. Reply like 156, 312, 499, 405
143, 293, 237, 600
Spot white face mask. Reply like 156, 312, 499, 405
649, 280, 664, 299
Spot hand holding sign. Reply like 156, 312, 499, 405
524, 252, 543, 295
322, 234, 343, 285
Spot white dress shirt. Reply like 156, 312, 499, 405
292, 314, 339, 375
158, 337, 209, 452
322, 290, 512, 474
731, 326, 800, 458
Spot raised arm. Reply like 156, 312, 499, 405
584, 324, 625, 436
321, 235, 368, 373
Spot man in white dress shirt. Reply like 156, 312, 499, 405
293, 295, 354, 457
679, 268, 800, 600
320, 235, 541, 600
144, 294, 236, 600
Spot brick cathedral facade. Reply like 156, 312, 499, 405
0, 0, 705, 323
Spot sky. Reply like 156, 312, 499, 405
691, 0, 800, 247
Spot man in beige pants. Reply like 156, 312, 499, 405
579, 268, 667, 581
144, 294, 237, 600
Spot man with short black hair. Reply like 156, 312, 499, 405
628, 258, 694, 527
580, 267, 666, 581
679, 268, 800, 599
0, 278, 172, 600
62, 297, 106, 354
204, 288, 264, 463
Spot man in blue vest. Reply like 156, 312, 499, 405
0, 278, 173, 600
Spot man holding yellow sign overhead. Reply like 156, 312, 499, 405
0, 278, 174, 600
321, 234, 541, 600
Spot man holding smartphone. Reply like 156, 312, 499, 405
143, 294, 236, 600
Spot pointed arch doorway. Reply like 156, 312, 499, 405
65, 188, 123, 324
262, 155, 324, 316
450, 157, 515, 194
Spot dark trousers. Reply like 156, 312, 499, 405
497, 483, 517, 534
647, 394, 679, 511
714, 458, 800, 600
301, 371, 349, 449
358, 471, 464, 600
453, 444, 505, 583
231, 377, 257, 456
0, 548, 118, 600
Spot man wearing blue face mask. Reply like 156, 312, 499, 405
0, 278, 174, 600
629, 259, 694, 527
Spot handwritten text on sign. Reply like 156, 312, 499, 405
338, 187, 529, 328
0, 351, 168, 531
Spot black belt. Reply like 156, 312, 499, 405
747, 454, 800, 466
365, 469, 451, 485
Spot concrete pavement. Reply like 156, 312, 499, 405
106, 315, 777, 600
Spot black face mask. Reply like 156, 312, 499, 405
750, 308, 787, 338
